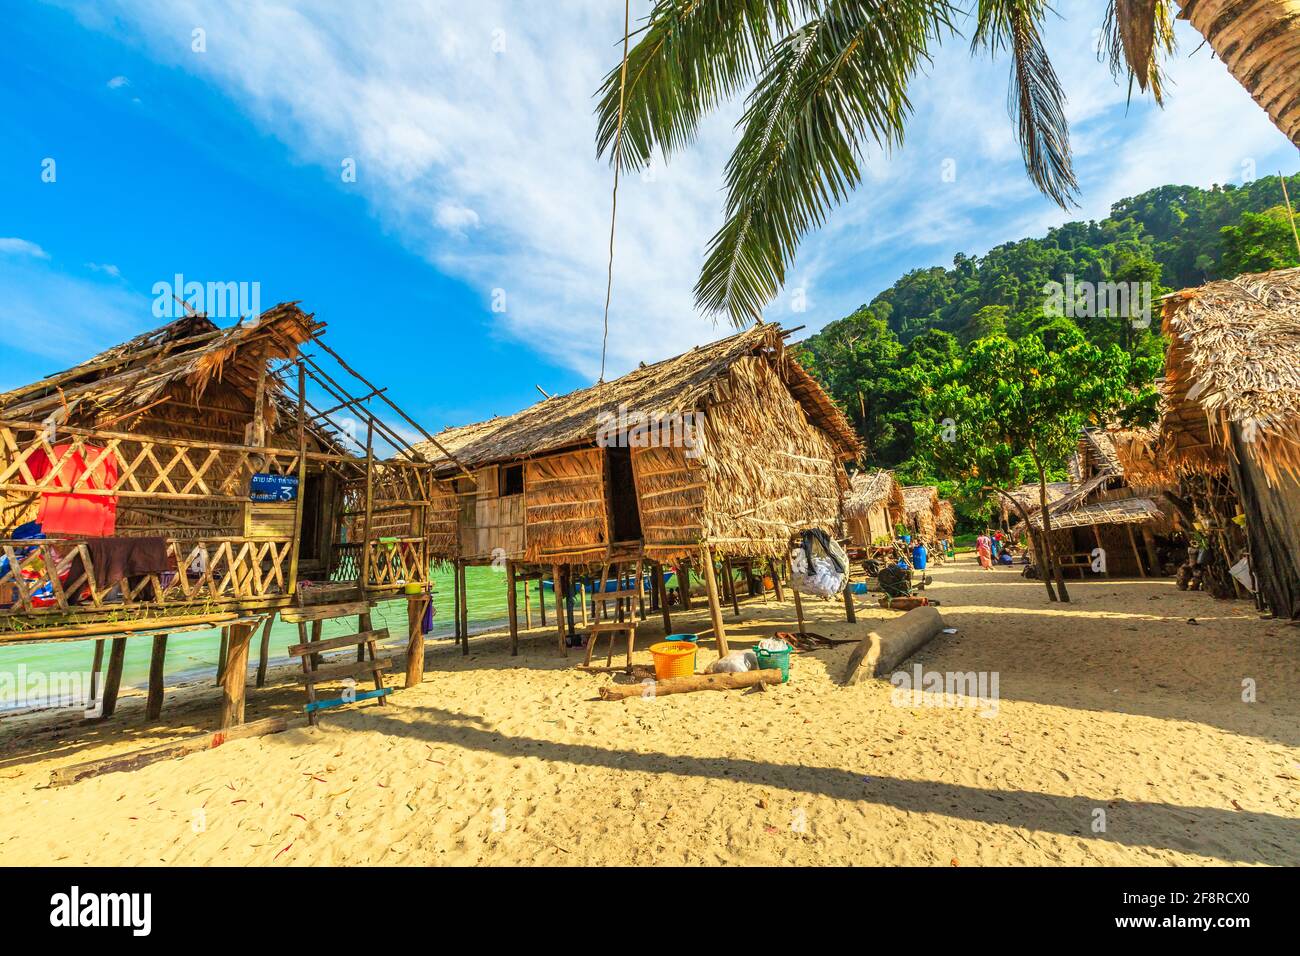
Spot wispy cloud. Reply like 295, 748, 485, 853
0, 237, 50, 260
86, 262, 123, 279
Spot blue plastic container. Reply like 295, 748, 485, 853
666, 633, 699, 644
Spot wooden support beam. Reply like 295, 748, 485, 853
1127, 524, 1148, 578
220, 621, 255, 728
145, 634, 168, 721
700, 546, 729, 657
255, 615, 274, 688
507, 561, 520, 655
843, 584, 857, 623
679, 560, 692, 610
98, 637, 127, 718
769, 558, 784, 602
459, 560, 469, 656
215, 627, 230, 686
89, 639, 104, 703
523, 574, 532, 630
553, 563, 567, 656
724, 556, 741, 617
405, 592, 426, 687
789, 557, 806, 636
1141, 526, 1160, 575
636, 560, 647, 621
655, 562, 672, 635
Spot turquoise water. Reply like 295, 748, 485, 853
0, 564, 535, 710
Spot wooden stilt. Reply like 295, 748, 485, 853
700, 546, 730, 657
99, 637, 127, 719
309, 620, 323, 669
769, 558, 784, 602
523, 574, 532, 630
145, 634, 168, 721
89, 639, 105, 704
1141, 526, 1160, 575
843, 585, 857, 623
459, 561, 469, 656
216, 627, 230, 686
1127, 524, 1148, 578
1092, 525, 1108, 576
564, 568, 577, 635
406, 592, 426, 687
220, 622, 255, 729
636, 559, 647, 621
507, 561, 520, 656
680, 560, 692, 610
790, 557, 806, 636
723, 556, 741, 617
255, 615, 274, 688
553, 563, 567, 655
452, 560, 463, 644
579, 582, 588, 627
538, 571, 547, 627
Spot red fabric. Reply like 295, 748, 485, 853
25, 443, 120, 536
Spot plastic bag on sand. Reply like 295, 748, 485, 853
708, 650, 758, 674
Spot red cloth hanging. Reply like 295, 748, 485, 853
24, 443, 120, 537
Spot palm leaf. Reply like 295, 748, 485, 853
1101, 0, 1177, 104
595, 0, 820, 170
696, 1, 955, 325
973, 0, 1078, 209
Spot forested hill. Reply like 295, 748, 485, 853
796, 173, 1300, 476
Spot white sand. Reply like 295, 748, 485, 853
1, 554, 1297, 865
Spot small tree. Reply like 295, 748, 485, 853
913, 327, 1148, 602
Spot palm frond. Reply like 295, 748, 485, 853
595, 0, 820, 170
1101, 0, 1177, 105
973, 0, 1078, 209
696, 1, 955, 325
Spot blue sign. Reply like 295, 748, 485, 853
250, 473, 299, 502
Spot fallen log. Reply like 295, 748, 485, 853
598, 668, 782, 701
842, 605, 947, 686
49, 715, 306, 788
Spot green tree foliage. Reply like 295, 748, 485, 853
1219, 206, 1300, 276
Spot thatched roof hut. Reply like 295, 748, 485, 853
994, 482, 1072, 526
1160, 267, 1300, 617
844, 469, 903, 547
901, 485, 940, 543
411, 323, 861, 567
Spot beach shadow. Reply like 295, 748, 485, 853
328, 702, 1299, 866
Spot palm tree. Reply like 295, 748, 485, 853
595, 0, 1300, 327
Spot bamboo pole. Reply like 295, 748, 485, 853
459, 560, 469, 656
553, 563, 567, 656
789, 557, 806, 636
700, 546, 729, 657
523, 574, 532, 629
255, 615, 274, 687
359, 419, 375, 595
286, 362, 308, 599
406, 592, 426, 686
655, 562, 672, 634
1127, 524, 1148, 578
723, 556, 740, 616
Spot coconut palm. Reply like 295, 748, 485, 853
595, 1, 1300, 327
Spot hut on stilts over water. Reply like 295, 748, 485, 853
1159, 267, 1300, 618
1012, 427, 1172, 578
844, 469, 903, 549
900, 485, 941, 545
410, 323, 861, 667
0, 303, 452, 729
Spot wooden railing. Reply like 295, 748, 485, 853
0, 535, 294, 616
330, 537, 428, 591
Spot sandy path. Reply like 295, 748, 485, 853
1, 555, 1297, 866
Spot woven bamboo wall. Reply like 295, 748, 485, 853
523, 449, 607, 563
633, 444, 706, 561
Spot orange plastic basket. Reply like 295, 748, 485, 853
649, 641, 697, 680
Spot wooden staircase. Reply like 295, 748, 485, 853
280, 597, 391, 725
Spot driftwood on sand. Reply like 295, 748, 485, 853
598, 668, 783, 700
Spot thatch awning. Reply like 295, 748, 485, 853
1109, 425, 1175, 491
410, 324, 861, 474
844, 469, 903, 518
1022, 495, 1163, 531
902, 485, 939, 517
935, 499, 955, 537
995, 482, 1072, 522
1161, 267, 1300, 483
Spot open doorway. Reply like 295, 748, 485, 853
298, 472, 324, 562
605, 446, 642, 543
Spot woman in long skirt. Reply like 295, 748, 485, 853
976, 533, 992, 570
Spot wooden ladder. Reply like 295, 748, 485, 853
584, 562, 640, 673
281, 600, 391, 725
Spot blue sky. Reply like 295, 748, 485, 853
2, 1, 1297, 437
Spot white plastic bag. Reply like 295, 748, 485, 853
708, 650, 758, 674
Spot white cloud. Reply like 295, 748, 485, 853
86, 262, 123, 279
54, 0, 1297, 381
0, 238, 50, 260
107, 74, 130, 89
0, 258, 147, 363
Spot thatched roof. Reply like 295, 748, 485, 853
935, 499, 955, 537
411, 324, 861, 474
0, 303, 321, 431
1109, 425, 1176, 491
1022, 495, 1163, 531
995, 482, 1073, 522
902, 485, 939, 516
1162, 267, 1300, 483
844, 469, 903, 518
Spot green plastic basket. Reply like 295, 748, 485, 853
754, 643, 791, 682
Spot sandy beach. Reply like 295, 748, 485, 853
1, 554, 1297, 866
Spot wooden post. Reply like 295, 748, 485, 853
99, 637, 127, 719
452, 560, 463, 643
680, 560, 692, 610
843, 585, 857, 623
406, 592, 426, 687
564, 567, 577, 634
216, 627, 230, 686
286, 361, 308, 597
309, 619, 323, 669
790, 557, 806, 636
359, 419, 375, 594
220, 621, 255, 729
579, 581, 588, 627
1141, 526, 1160, 575
1092, 525, 1107, 576
1126, 524, 1148, 578
506, 561, 519, 656
145, 635, 168, 721
769, 558, 785, 602
700, 546, 730, 657
656, 562, 672, 635
459, 560, 469, 656
723, 556, 740, 616
255, 615, 274, 688
636, 559, 647, 620
538, 572, 547, 627
89, 639, 105, 704
553, 563, 567, 656
523, 572, 532, 630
